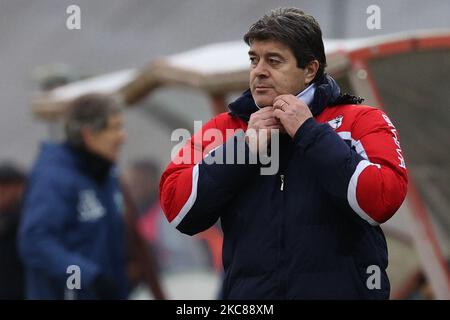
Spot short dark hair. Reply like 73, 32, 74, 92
244, 7, 327, 82
65, 93, 122, 147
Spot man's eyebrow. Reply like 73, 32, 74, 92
247, 50, 285, 59
265, 52, 285, 59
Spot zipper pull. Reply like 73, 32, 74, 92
280, 174, 284, 191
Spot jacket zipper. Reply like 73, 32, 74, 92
278, 173, 286, 297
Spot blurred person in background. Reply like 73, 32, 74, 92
0, 162, 26, 299
18, 93, 129, 299
120, 160, 167, 300
125, 159, 160, 218
123, 159, 220, 276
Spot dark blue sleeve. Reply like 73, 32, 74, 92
293, 118, 364, 200
18, 172, 101, 288
177, 131, 260, 235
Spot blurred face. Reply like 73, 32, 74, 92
249, 39, 308, 107
0, 183, 24, 213
123, 168, 157, 204
84, 114, 126, 162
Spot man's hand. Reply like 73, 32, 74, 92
273, 94, 313, 138
246, 107, 282, 154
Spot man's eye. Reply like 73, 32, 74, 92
249, 57, 258, 65
269, 58, 281, 65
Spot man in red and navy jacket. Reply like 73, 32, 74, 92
160, 8, 408, 299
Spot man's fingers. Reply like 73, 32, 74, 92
260, 118, 279, 127
255, 106, 275, 113
250, 107, 275, 121
283, 94, 300, 104
273, 96, 294, 113
273, 95, 289, 106
273, 108, 288, 120
274, 94, 309, 110
274, 94, 296, 104
272, 99, 286, 111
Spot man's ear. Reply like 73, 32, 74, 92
304, 60, 319, 85
81, 127, 93, 147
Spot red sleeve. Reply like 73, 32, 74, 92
349, 108, 408, 224
159, 113, 247, 227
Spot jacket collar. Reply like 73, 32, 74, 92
65, 143, 113, 184
228, 74, 343, 122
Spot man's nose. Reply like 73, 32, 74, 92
119, 131, 127, 144
253, 60, 269, 77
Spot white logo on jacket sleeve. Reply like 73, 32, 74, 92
382, 114, 406, 169
328, 115, 343, 130
77, 190, 105, 222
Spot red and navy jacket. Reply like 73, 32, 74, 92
160, 75, 408, 299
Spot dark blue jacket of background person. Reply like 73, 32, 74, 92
18, 142, 129, 299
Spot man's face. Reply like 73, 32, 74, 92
249, 39, 307, 107
85, 114, 126, 162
